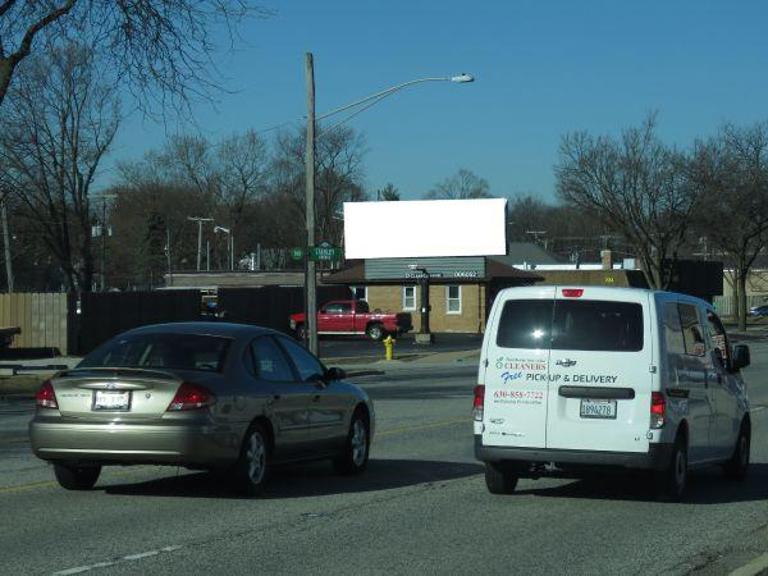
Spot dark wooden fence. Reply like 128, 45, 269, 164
74, 290, 201, 354
218, 286, 350, 335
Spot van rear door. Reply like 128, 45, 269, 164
546, 288, 652, 453
481, 287, 556, 449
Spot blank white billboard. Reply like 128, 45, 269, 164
344, 198, 507, 259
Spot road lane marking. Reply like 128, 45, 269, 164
377, 417, 469, 438
0, 467, 164, 495
729, 552, 768, 576
52, 546, 182, 576
0, 479, 57, 494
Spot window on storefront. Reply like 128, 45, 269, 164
446, 285, 461, 314
403, 286, 417, 311
350, 286, 367, 302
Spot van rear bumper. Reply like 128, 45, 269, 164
474, 436, 674, 474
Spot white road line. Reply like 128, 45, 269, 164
729, 552, 768, 576
52, 545, 182, 575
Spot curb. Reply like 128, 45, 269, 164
729, 553, 768, 576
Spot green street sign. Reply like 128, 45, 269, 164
290, 247, 304, 261
309, 242, 342, 261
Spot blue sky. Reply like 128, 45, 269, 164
105, 0, 768, 201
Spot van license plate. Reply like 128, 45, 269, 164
93, 391, 130, 411
580, 399, 617, 419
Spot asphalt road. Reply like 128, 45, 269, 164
1, 347, 768, 575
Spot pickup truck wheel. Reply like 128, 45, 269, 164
366, 323, 385, 341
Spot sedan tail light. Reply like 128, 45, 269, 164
473, 385, 485, 422
167, 382, 216, 411
36, 380, 58, 409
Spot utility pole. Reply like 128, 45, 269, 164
187, 216, 213, 271
305, 52, 318, 355
165, 226, 173, 286
100, 197, 107, 291
1, 197, 13, 293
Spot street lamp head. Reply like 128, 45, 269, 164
214, 226, 231, 234
450, 73, 475, 83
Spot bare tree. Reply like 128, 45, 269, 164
689, 122, 768, 329
424, 168, 491, 200
0, 1, 261, 112
376, 183, 400, 201
0, 42, 119, 291
272, 125, 368, 247
555, 115, 696, 289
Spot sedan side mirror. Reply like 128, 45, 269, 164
732, 344, 751, 371
324, 367, 347, 381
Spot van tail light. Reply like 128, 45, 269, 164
561, 288, 584, 298
650, 392, 666, 429
473, 385, 485, 422
36, 380, 58, 409
167, 382, 216, 411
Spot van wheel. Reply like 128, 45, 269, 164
53, 463, 101, 490
723, 420, 750, 481
485, 462, 518, 495
656, 435, 688, 502
234, 423, 270, 496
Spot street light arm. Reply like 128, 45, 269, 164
317, 74, 473, 122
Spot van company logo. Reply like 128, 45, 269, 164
495, 357, 546, 371
501, 371, 524, 384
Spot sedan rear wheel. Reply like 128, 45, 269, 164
235, 424, 270, 496
53, 463, 101, 490
334, 412, 369, 475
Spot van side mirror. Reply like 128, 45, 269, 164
324, 367, 347, 381
732, 344, 751, 371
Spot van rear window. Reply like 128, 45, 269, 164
496, 299, 643, 351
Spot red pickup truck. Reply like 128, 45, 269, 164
290, 300, 413, 341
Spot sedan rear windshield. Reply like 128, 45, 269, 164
496, 299, 643, 352
79, 333, 232, 372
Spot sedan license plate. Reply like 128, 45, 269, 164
580, 398, 617, 419
93, 390, 130, 411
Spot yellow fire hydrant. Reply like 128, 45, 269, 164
383, 335, 395, 361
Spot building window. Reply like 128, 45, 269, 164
403, 286, 417, 311
350, 286, 367, 302
446, 285, 462, 315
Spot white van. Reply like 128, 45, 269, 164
474, 286, 751, 500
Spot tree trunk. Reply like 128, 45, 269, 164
737, 270, 748, 331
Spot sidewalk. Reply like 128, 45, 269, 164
332, 348, 481, 376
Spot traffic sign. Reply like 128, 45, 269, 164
309, 241, 342, 261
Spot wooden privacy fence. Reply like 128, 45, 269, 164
0, 293, 71, 353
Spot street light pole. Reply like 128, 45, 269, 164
302, 62, 474, 354
305, 52, 318, 355
188, 216, 213, 272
